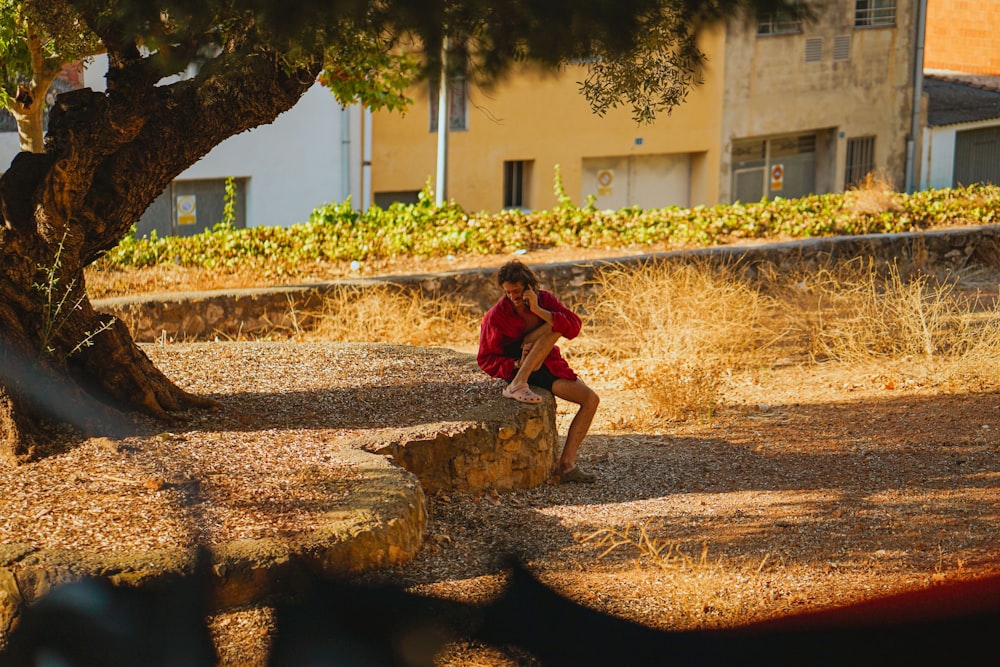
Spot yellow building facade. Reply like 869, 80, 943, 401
371, 26, 725, 213
370, 1, 921, 212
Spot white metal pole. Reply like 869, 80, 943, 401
435, 37, 449, 206
362, 106, 372, 212
340, 106, 351, 203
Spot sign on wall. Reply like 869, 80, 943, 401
596, 169, 615, 196
770, 163, 784, 191
176, 195, 197, 226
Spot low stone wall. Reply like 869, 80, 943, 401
96, 285, 333, 343
1, 447, 427, 640
94, 225, 1000, 343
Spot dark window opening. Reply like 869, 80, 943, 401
503, 160, 530, 209
855, 1, 896, 27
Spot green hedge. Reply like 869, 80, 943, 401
97, 184, 1000, 273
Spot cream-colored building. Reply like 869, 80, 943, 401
370, 1, 923, 212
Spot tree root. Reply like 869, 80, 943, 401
75, 315, 219, 422
2, 309, 219, 465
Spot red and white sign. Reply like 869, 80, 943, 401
770, 164, 784, 191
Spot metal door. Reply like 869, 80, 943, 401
954, 126, 1000, 187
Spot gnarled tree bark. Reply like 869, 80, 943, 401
0, 29, 322, 464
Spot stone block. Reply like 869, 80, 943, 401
357, 389, 559, 493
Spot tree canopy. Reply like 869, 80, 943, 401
0, 0, 810, 463
1, 1, 811, 137
0, 0, 103, 150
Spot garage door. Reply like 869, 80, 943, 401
954, 125, 1000, 187
581, 154, 691, 209
136, 177, 248, 238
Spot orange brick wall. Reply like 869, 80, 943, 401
924, 0, 1000, 75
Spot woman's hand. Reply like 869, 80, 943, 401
523, 288, 539, 312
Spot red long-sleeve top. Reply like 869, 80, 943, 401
477, 289, 581, 382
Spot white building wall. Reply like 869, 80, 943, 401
0, 130, 18, 167
1, 54, 361, 229
921, 120, 1000, 189
170, 88, 361, 228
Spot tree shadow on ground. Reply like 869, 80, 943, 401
363, 388, 1000, 586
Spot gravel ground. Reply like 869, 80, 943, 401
4, 342, 1000, 664
204, 350, 1000, 665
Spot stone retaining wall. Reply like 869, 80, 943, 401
1, 448, 427, 642
94, 226, 1000, 343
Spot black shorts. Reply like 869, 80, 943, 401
527, 365, 558, 391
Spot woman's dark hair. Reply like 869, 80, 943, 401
496, 260, 538, 290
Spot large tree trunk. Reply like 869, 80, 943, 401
0, 36, 321, 465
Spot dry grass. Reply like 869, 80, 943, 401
582, 260, 774, 364
767, 259, 1000, 384
579, 521, 715, 572
575, 261, 776, 426
288, 258, 1000, 430
621, 359, 724, 423
302, 284, 482, 348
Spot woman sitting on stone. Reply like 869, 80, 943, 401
477, 260, 600, 483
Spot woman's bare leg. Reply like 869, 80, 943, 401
510, 324, 561, 387
551, 378, 600, 475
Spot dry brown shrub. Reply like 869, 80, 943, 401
771, 259, 1000, 366
623, 358, 723, 423
928, 308, 1000, 388
578, 260, 776, 423
843, 170, 901, 215
582, 260, 776, 363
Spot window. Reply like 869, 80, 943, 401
373, 191, 421, 208
503, 160, 531, 209
757, 12, 802, 35
845, 136, 876, 187
855, 1, 896, 27
429, 76, 468, 132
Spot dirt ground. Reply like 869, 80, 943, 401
198, 353, 1000, 666
83, 248, 1000, 665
